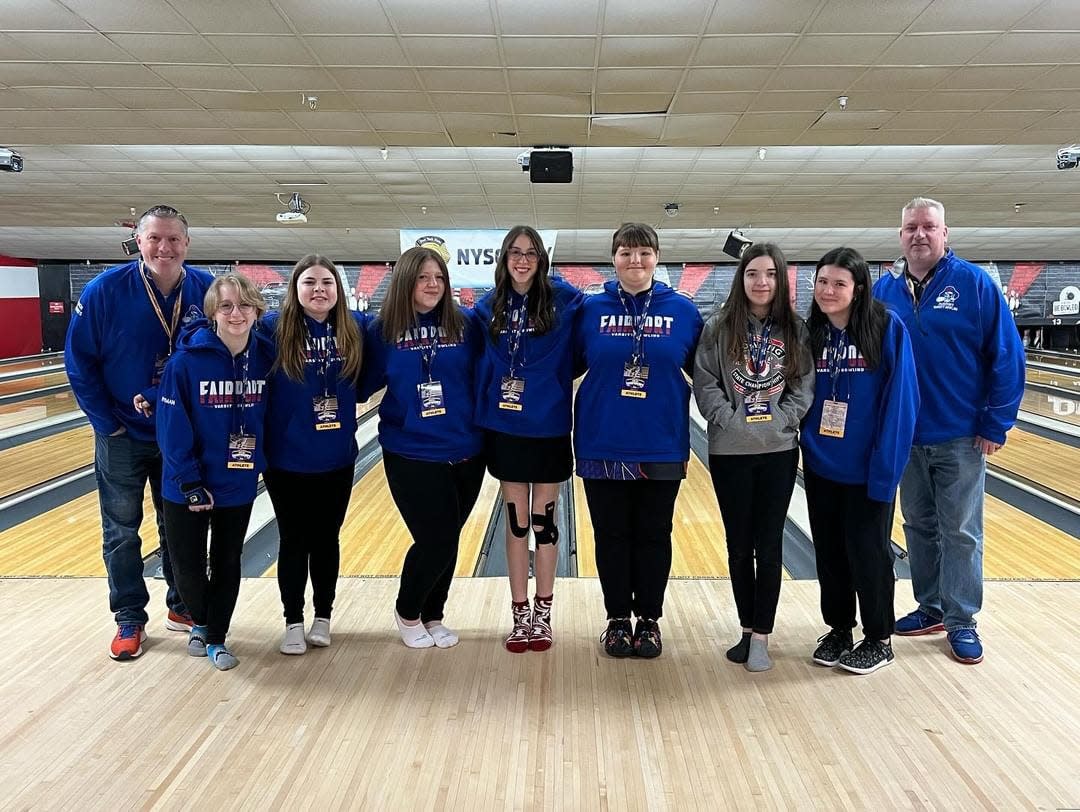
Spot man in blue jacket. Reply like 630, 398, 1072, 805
874, 197, 1025, 665
65, 205, 214, 661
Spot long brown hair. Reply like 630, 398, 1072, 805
272, 254, 362, 382
716, 242, 806, 379
379, 247, 465, 344
489, 225, 555, 341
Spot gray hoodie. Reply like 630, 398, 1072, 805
693, 310, 814, 455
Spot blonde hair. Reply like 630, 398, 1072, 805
901, 197, 945, 223
204, 273, 266, 319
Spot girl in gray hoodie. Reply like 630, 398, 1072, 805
693, 243, 814, 672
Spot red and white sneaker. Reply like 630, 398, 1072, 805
165, 610, 194, 632
109, 623, 147, 660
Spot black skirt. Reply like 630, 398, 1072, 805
484, 430, 573, 484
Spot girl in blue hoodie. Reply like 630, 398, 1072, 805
802, 247, 919, 675
474, 226, 583, 654
363, 247, 485, 649
262, 255, 366, 656
574, 223, 703, 658
156, 273, 274, 671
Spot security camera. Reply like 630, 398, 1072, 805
0, 147, 23, 173
664, 203, 680, 218
1057, 144, 1080, 170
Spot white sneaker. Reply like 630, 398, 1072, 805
307, 617, 331, 647
424, 621, 459, 648
280, 622, 307, 655
395, 611, 435, 648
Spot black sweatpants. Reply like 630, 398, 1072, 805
708, 448, 798, 634
162, 500, 253, 646
803, 467, 896, 640
582, 478, 682, 620
265, 465, 355, 624
383, 451, 485, 623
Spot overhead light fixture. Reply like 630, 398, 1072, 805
837, 95, 848, 111
275, 192, 309, 224
758, 147, 767, 160
722, 230, 752, 259
663, 202, 680, 218
380, 147, 389, 160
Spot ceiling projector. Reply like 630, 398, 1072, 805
276, 211, 307, 224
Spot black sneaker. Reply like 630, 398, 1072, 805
838, 638, 894, 675
600, 618, 634, 658
812, 628, 854, 667
632, 618, 662, 659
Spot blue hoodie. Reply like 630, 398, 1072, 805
261, 310, 370, 474
873, 249, 1025, 445
573, 281, 704, 463
65, 260, 214, 441
156, 323, 274, 507
473, 277, 584, 437
800, 310, 920, 503
362, 306, 484, 463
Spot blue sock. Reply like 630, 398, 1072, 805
206, 643, 238, 671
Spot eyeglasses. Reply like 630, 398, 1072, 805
217, 302, 255, 315
507, 249, 541, 263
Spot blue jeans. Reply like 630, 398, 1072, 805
95, 432, 185, 624
899, 437, 985, 631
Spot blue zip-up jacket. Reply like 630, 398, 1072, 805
474, 278, 584, 437
873, 249, 1025, 445
261, 310, 370, 473
65, 260, 214, 441
362, 306, 484, 463
800, 311, 920, 503
156, 323, 274, 507
573, 281, 703, 463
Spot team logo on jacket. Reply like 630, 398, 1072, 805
598, 314, 674, 336
934, 286, 960, 311
815, 345, 868, 374
731, 338, 788, 398
198, 378, 267, 406
182, 305, 203, 324
398, 324, 455, 350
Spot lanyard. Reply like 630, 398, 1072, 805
826, 328, 848, 401
231, 347, 252, 435
505, 293, 528, 378
617, 284, 654, 365
418, 324, 440, 383
307, 320, 338, 398
139, 261, 186, 355
746, 317, 773, 374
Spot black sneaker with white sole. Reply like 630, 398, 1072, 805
812, 628, 854, 667
601, 618, 634, 658
837, 638, 894, 674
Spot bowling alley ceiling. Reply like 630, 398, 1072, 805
2, 0, 1080, 261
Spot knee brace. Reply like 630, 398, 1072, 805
506, 502, 530, 539
532, 501, 559, 546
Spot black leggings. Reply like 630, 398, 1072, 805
162, 500, 253, 645
582, 478, 682, 620
265, 465, 355, 624
804, 468, 896, 640
708, 449, 798, 634
383, 451, 485, 623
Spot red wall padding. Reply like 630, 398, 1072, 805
0, 298, 41, 357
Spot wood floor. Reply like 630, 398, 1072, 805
0, 577, 1076, 809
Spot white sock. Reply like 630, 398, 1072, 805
424, 621, 459, 648
280, 622, 306, 655
395, 611, 435, 648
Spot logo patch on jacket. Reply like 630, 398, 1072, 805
934, 286, 960, 311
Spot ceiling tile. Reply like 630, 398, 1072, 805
109, 34, 226, 64
508, 69, 594, 93
401, 37, 502, 67
416, 68, 507, 93
152, 65, 256, 91
6, 32, 133, 61
785, 34, 895, 65
602, 0, 710, 34
598, 36, 696, 68
497, 0, 601, 35
696, 36, 798, 66
384, 0, 496, 35
274, 0, 395, 35
305, 36, 408, 66
236, 66, 338, 92
513, 93, 591, 115
58, 0, 194, 32
908, 0, 1043, 31
205, 35, 317, 66
670, 92, 754, 114
503, 37, 596, 68
878, 33, 1000, 66
768, 66, 865, 91
167, 0, 294, 34
979, 32, 1080, 64
848, 67, 952, 91
705, 0, 817, 34
806, 0, 931, 34
430, 92, 512, 114
330, 68, 422, 92
60, 64, 172, 88
597, 69, 682, 93
1, 0, 94, 30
